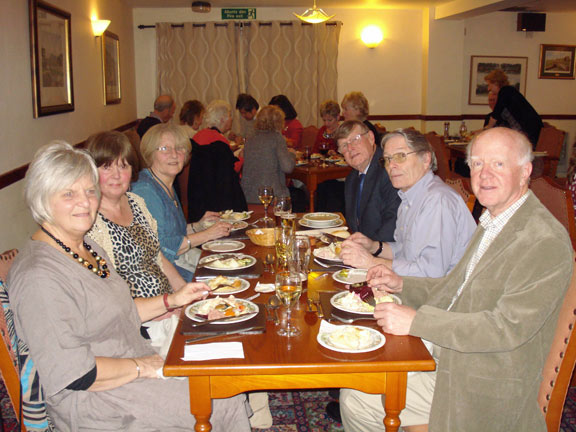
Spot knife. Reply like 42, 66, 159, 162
185, 326, 265, 344
191, 312, 257, 327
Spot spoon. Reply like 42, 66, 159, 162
266, 295, 281, 324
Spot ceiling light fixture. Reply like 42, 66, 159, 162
294, 0, 334, 24
191, 1, 211, 13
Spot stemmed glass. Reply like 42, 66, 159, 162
275, 271, 302, 337
273, 196, 292, 226
257, 185, 274, 224
319, 142, 330, 159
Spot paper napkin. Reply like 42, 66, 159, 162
182, 342, 245, 361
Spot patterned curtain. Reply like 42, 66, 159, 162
156, 21, 341, 127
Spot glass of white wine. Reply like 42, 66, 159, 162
258, 185, 274, 224
275, 271, 302, 337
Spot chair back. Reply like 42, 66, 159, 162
536, 124, 566, 178
301, 125, 318, 151
538, 256, 576, 431
445, 178, 476, 213
123, 128, 145, 174
425, 132, 450, 181
530, 177, 576, 250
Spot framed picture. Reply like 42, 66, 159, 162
102, 30, 121, 104
29, 0, 74, 117
538, 44, 575, 79
468, 56, 528, 105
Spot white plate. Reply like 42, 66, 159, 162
202, 240, 245, 253
332, 269, 368, 284
199, 254, 256, 271
330, 291, 402, 315
313, 246, 342, 262
318, 325, 385, 353
299, 218, 343, 229
206, 277, 250, 295
220, 211, 252, 222
230, 221, 249, 231
185, 299, 258, 324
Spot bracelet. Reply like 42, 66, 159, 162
372, 241, 383, 257
163, 293, 174, 311
186, 236, 192, 251
131, 358, 140, 379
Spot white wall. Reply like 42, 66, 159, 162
0, 0, 137, 249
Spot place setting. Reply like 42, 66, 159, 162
194, 252, 264, 279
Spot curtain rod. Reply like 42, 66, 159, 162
137, 21, 340, 29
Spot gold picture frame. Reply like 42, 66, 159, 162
538, 44, 575, 80
29, 0, 74, 117
468, 55, 527, 105
102, 30, 121, 105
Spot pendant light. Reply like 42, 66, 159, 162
294, 0, 334, 24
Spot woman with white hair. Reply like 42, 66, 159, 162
185, 100, 248, 221
7, 141, 251, 431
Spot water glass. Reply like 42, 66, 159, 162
273, 196, 292, 226
274, 226, 293, 271
288, 235, 311, 282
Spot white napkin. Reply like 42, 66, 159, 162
255, 282, 275, 293
183, 342, 245, 361
318, 319, 339, 335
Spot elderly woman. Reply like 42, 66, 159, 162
7, 142, 251, 431
132, 123, 231, 281
241, 105, 296, 203
484, 68, 543, 148
186, 100, 248, 221
269, 95, 303, 150
179, 99, 205, 139
341, 91, 380, 144
312, 99, 340, 155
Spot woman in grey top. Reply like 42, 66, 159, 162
241, 105, 296, 203
7, 141, 251, 431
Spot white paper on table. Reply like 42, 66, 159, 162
182, 341, 245, 361
255, 282, 275, 293
295, 226, 349, 237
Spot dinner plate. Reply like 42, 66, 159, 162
330, 291, 402, 315
332, 269, 368, 284
220, 211, 252, 222
299, 218, 343, 229
206, 277, 250, 295
230, 221, 249, 231
317, 325, 385, 353
202, 240, 245, 253
198, 254, 256, 271
296, 161, 308, 166
335, 161, 348, 166
313, 246, 342, 262
185, 298, 258, 324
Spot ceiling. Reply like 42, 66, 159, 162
124, 0, 576, 13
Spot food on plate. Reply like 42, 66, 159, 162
220, 210, 251, 221
327, 326, 374, 350
334, 291, 374, 312
207, 276, 243, 292
196, 296, 248, 320
315, 242, 342, 260
310, 153, 322, 159
209, 256, 253, 269
331, 230, 350, 239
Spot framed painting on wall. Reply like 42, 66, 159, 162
102, 30, 121, 104
538, 44, 575, 79
29, 0, 74, 117
468, 56, 528, 105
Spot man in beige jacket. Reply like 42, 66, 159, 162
341, 127, 573, 432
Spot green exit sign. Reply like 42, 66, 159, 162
221, 8, 256, 20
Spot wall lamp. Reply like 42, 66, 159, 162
92, 19, 111, 37
361, 25, 384, 48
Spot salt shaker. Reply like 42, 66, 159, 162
459, 121, 467, 138
443, 122, 450, 139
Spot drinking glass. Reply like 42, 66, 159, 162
319, 142, 330, 159
274, 226, 293, 271
273, 196, 292, 226
288, 235, 311, 282
257, 185, 274, 224
275, 271, 302, 337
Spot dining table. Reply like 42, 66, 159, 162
163, 212, 436, 432
287, 159, 352, 212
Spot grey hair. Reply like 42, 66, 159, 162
25, 141, 100, 224
381, 128, 437, 172
466, 127, 534, 166
203, 100, 232, 129
154, 95, 174, 112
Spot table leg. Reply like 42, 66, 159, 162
383, 371, 407, 432
307, 174, 318, 212
189, 376, 213, 432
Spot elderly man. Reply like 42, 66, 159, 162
341, 128, 573, 432
137, 95, 176, 138
340, 128, 476, 277
337, 120, 400, 242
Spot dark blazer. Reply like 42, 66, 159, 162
136, 116, 161, 138
344, 147, 400, 242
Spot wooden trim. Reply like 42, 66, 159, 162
368, 114, 576, 121
0, 120, 140, 190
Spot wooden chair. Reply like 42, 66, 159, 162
301, 125, 318, 151
536, 123, 566, 178
538, 256, 576, 431
445, 178, 476, 213
530, 177, 576, 251
0, 249, 26, 431
425, 132, 451, 182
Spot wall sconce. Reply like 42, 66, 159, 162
361, 25, 384, 48
92, 19, 111, 37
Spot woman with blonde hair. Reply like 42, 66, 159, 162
341, 91, 380, 144
241, 105, 296, 203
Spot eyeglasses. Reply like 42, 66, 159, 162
156, 145, 187, 154
337, 131, 369, 153
379, 151, 421, 167
468, 159, 506, 172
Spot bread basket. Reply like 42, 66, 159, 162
246, 228, 275, 247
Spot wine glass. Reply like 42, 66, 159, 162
319, 142, 330, 159
274, 226, 293, 271
273, 196, 292, 226
288, 235, 311, 283
257, 185, 274, 224
275, 271, 302, 337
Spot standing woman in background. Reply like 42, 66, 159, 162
269, 94, 303, 150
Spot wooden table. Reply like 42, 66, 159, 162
164, 227, 435, 432
287, 161, 352, 212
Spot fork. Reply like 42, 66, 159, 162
313, 258, 354, 270
329, 314, 375, 324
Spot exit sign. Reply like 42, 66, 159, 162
221, 8, 256, 20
